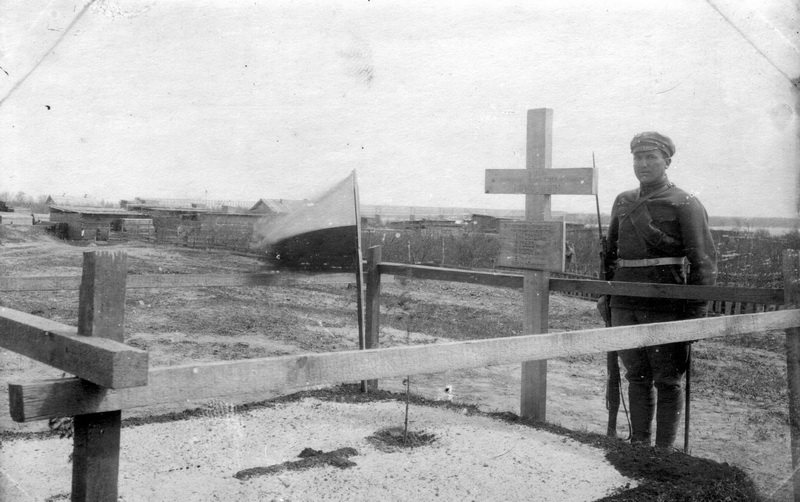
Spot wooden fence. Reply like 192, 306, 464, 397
1, 248, 799, 501
548, 271, 784, 315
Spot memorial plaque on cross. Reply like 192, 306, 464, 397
484, 108, 597, 421
497, 220, 566, 272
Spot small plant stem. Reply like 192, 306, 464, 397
404, 375, 410, 444
403, 301, 412, 444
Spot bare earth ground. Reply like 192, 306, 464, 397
0, 226, 791, 501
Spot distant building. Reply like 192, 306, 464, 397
48, 206, 148, 240
0, 212, 35, 226
469, 214, 517, 234
145, 208, 260, 249
45, 195, 103, 207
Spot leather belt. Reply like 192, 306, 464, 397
616, 257, 686, 268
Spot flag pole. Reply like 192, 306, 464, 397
352, 171, 368, 391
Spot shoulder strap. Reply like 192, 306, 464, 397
623, 183, 684, 255
619, 183, 673, 223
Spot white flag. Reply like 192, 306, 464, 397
253, 172, 360, 270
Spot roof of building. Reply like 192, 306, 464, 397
124, 197, 308, 214
49, 206, 149, 216
126, 197, 259, 210
46, 195, 103, 207
250, 198, 307, 213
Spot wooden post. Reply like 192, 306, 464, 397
72, 250, 128, 502
519, 108, 553, 420
783, 249, 800, 502
362, 246, 382, 391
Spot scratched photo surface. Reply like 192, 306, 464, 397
0, 1, 799, 501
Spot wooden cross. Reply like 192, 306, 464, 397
484, 108, 597, 420
73, 250, 128, 501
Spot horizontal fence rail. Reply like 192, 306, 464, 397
0, 264, 782, 305
378, 262, 784, 304
549, 278, 784, 304
9, 309, 799, 422
0, 272, 358, 291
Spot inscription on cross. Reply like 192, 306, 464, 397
485, 167, 596, 196
484, 108, 597, 421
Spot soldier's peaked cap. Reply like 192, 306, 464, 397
630, 131, 675, 158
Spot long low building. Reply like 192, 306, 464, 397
48, 206, 149, 240
0, 212, 36, 226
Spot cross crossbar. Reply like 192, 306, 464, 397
485, 167, 597, 195
0, 307, 148, 389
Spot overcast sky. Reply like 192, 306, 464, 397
1, 0, 798, 218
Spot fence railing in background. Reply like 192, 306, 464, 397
0, 272, 356, 292
550, 271, 785, 314
374, 261, 784, 305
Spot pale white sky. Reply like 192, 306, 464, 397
1, 0, 798, 217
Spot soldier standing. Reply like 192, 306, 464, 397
600, 131, 717, 449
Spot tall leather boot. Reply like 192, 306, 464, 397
655, 385, 683, 449
628, 383, 655, 446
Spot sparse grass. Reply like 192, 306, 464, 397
692, 341, 786, 403
720, 331, 785, 355
561, 353, 606, 364
381, 292, 522, 340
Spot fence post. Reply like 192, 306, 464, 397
72, 250, 128, 502
783, 249, 800, 502
362, 245, 382, 391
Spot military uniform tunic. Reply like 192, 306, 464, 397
605, 178, 717, 315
